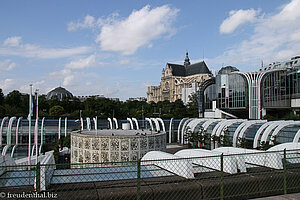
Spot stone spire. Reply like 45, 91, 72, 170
184, 51, 190, 67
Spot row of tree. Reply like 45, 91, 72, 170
0, 88, 199, 119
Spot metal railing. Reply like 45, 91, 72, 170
0, 149, 300, 199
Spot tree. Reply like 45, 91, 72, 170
0, 105, 5, 117
184, 126, 207, 148
171, 99, 186, 119
49, 105, 65, 117
63, 134, 71, 148
186, 92, 199, 117
5, 90, 21, 107
0, 88, 4, 105
221, 128, 232, 147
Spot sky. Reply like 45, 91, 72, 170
1, 0, 300, 100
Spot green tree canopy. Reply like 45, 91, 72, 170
0, 88, 4, 105
186, 92, 199, 117
49, 105, 65, 117
5, 90, 22, 107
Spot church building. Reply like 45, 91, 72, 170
147, 52, 212, 104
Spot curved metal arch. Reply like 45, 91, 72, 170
198, 77, 216, 118
151, 118, 160, 131
237, 120, 266, 146
107, 118, 113, 129
80, 117, 84, 130
202, 119, 224, 131
15, 117, 23, 145
235, 72, 251, 119
7, 117, 17, 145
127, 118, 134, 129
216, 119, 245, 137
209, 120, 229, 149
169, 118, 174, 143
259, 121, 287, 145
211, 120, 228, 137
86, 117, 91, 131
232, 121, 252, 147
0, 116, 9, 146
234, 71, 268, 120
253, 121, 274, 148
132, 118, 139, 130
145, 118, 154, 130
2, 117, 17, 156
269, 121, 300, 145
113, 118, 118, 129
11, 117, 23, 158
181, 118, 197, 144
39, 117, 45, 155
293, 128, 300, 143
189, 119, 207, 133
256, 72, 267, 119
93, 116, 97, 131
156, 118, 166, 132
177, 118, 189, 143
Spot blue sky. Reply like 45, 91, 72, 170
1, 0, 299, 100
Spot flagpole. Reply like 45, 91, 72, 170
35, 89, 39, 164
28, 84, 32, 166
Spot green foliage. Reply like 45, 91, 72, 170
49, 105, 65, 117
0, 89, 4, 105
0, 105, 5, 117
221, 128, 232, 147
53, 139, 61, 164
263, 114, 278, 121
0, 88, 194, 119
186, 92, 199, 117
259, 141, 273, 150
184, 126, 207, 148
282, 112, 300, 120
63, 134, 71, 148
238, 137, 252, 149
5, 90, 21, 106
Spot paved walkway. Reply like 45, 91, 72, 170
252, 193, 300, 200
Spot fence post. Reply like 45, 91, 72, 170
36, 162, 41, 193
283, 149, 287, 195
137, 159, 141, 200
220, 153, 224, 200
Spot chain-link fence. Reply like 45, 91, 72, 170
0, 149, 300, 200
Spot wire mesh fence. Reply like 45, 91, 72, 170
0, 148, 300, 199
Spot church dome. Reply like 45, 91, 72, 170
46, 86, 73, 100
218, 66, 239, 75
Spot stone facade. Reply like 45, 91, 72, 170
147, 52, 212, 103
71, 131, 166, 165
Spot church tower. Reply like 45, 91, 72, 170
184, 51, 190, 67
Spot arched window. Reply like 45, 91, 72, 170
165, 82, 170, 90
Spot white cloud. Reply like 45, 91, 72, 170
220, 9, 260, 34
97, 5, 179, 55
67, 15, 96, 31
0, 59, 16, 71
65, 54, 96, 69
3, 36, 22, 47
290, 30, 300, 41
210, 0, 300, 70
63, 74, 76, 86
49, 68, 80, 88
0, 79, 18, 93
19, 80, 46, 94
0, 36, 92, 59
68, 5, 179, 55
